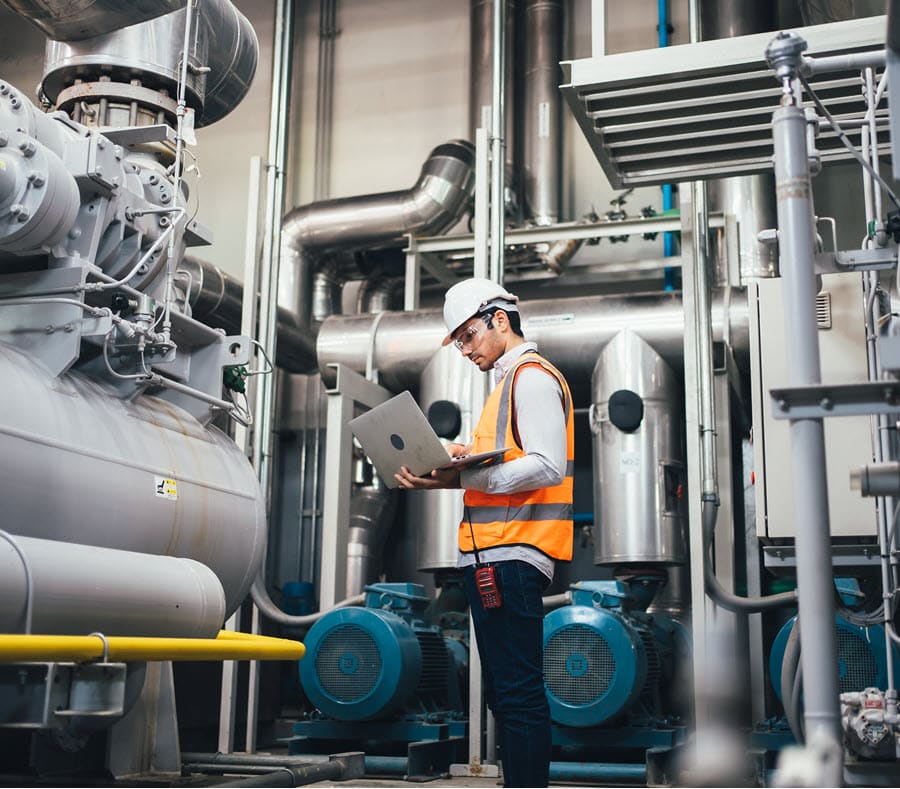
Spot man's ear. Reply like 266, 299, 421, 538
493, 310, 508, 331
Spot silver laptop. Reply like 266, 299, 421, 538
348, 390, 509, 488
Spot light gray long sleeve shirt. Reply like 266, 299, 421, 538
457, 342, 568, 580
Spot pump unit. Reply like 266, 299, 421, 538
299, 583, 464, 722
543, 580, 689, 728
769, 614, 900, 704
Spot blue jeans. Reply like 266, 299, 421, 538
464, 561, 551, 788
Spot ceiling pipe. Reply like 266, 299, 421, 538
522, 0, 562, 226
38, 0, 257, 127
0, 0, 186, 41
317, 291, 749, 396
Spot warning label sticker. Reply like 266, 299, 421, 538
155, 476, 178, 500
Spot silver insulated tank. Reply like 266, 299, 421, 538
591, 330, 686, 565
411, 346, 487, 572
0, 342, 266, 616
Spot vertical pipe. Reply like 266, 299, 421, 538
489, 0, 507, 283
772, 102, 841, 777
522, 0, 562, 226
314, 0, 336, 201
701, 0, 779, 281
469, 1, 515, 185
658, 0, 676, 288
249, 0, 296, 754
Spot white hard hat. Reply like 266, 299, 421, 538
441, 278, 519, 346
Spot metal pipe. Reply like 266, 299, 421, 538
316, 292, 750, 393
0, 631, 305, 662
250, 575, 364, 628
771, 81, 842, 774
279, 140, 476, 332
184, 751, 364, 787
281, 141, 476, 255
40, 0, 258, 127
314, 0, 337, 201
549, 761, 647, 782
489, 0, 506, 282
0, 534, 227, 638
253, 0, 295, 505
523, 0, 562, 225
0, 0, 186, 40
469, 1, 514, 179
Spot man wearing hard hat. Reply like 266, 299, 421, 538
395, 277, 574, 788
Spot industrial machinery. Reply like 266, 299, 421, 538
292, 583, 466, 777
5, 0, 900, 786
0, 0, 282, 778
542, 580, 689, 768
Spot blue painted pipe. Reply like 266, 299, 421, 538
364, 756, 408, 776
658, 0, 676, 290
550, 761, 647, 782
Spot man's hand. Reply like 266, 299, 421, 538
395, 465, 461, 490
447, 442, 471, 458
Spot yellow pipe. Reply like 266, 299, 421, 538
0, 631, 305, 663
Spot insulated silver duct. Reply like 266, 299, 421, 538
317, 292, 750, 394
346, 478, 397, 596
39, 0, 257, 127
179, 255, 317, 373
0, 0, 186, 41
523, 0, 562, 225
280, 139, 476, 328
470, 0, 515, 180
701, 0, 778, 279
282, 140, 476, 253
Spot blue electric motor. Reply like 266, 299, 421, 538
769, 614, 900, 702
299, 583, 460, 722
543, 580, 689, 728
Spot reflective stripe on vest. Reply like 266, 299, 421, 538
460, 351, 575, 561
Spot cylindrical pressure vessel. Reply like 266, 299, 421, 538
411, 345, 487, 572
0, 342, 265, 615
0, 534, 225, 637
591, 330, 686, 565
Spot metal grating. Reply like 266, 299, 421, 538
560, 16, 890, 187
414, 630, 450, 697
816, 291, 833, 329
315, 624, 383, 702
836, 627, 879, 692
544, 623, 615, 705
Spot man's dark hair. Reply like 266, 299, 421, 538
480, 306, 524, 338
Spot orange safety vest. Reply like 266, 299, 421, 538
459, 350, 575, 561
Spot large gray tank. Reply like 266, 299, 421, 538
591, 330, 686, 566
0, 341, 266, 615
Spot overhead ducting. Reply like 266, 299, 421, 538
280, 139, 476, 330
0, 0, 187, 41
36, 0, 257, 127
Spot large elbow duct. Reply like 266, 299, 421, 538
39, 0, 257, 127
282, 140, 475, 252
0, 0, 187, 41
280, 139, 475, 330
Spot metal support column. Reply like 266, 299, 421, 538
682, 181, 716, 738
317, 364, 390, 609
766, 32, 842, 784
